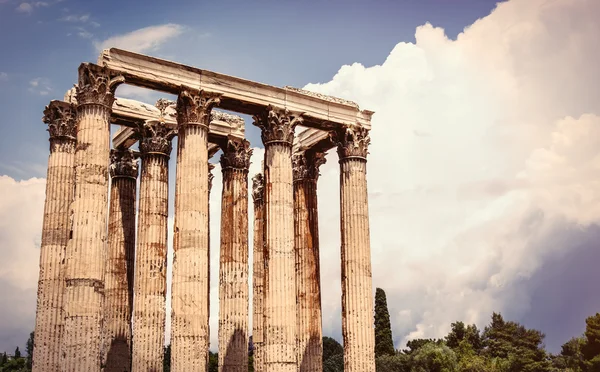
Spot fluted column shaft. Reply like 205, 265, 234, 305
103, 149, 138, 372
132, 122, 174, 372
293, 152, 325, 372
218, 140, 252, 371
171, 90, 220, 371
61, 64, 123, 372
334, 126, 375, 372
253, 107, 302, 372
33, 102, 77, 372
252, 174, 265, 372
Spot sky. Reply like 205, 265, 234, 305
0, 0, 599, 356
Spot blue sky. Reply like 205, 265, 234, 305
1, 0, 600, 357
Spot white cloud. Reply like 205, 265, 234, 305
0, 72, 7, 81
0, 176, 45, 352
28, 77, 52, 95
15, 2, 32, 13
302, 0, 600, 347
60, 13, 89, 22
94, 24, 185, 54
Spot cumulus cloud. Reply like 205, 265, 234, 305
0, 176, 45, 352
94, 24, 185, 54
302, 0, 600, 347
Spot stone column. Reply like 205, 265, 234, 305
103, 148, 138, 372
251, 173, 265, 372
218, 139, 252, 371
171, 90, 220, 371
332, 125, 375, 372
32, 101, 77, 372
61, 64, 123, 372
253, 106, 302, 372
292, 150, 326, 372
131, 120, 175, 372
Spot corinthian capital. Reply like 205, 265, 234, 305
176, 89, 222, 126
252, 173, 264, 203
75, 63, 124, 107
253, 105, 302, 146
136, 120, 176, 157
109, 148, 138, 179
292, 150, 327, 181
43, 101, 77, 140
220, 139, 252, 171
331, 125, 370, 161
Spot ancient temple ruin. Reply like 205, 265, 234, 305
33, 48, 375, 372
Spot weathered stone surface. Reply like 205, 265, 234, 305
332, 125, 375, 372
98, 48, 373, 130
60, 63, 122, 372
103, 149, 138, 372
254, 108, 299, 372
170, 90, 215, 371
33, 101, 77, 372
251, 173, 265, 372
293, 151, 326, 372
132, 121, 174, 372
218, 139, 252, 371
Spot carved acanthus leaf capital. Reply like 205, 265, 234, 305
110, 148, 138, 179
176, 89, 221, 125
292, 150, 327, 181
136, 120, 176, 157
75, 63, 124, 107
253, 105, 302, 146
331, 124, 371, 161
252, 173, 264, 203
220, 139, 252, 171
43, 101, 77, 140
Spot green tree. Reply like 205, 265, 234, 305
0, 352, 7, 366
551, 337, 585, 372
376, 353, 410, 372
25, 332, 34, 370
403, 338, 443, 354
374, 288, 395, 357
13, 348, 21, 359
208, 351, 218, 372
482, 313, 552, 372
322, 337, 343, 372
411, 342, 457, 372
445, 321, 482, 351
583, 313, 600, 371
163, 344, 171, 372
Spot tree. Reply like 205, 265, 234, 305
445, 322, 482, 351
482, 312, 552, 372
411, 342, 458, 372
376, 353, 410, 372
583, 313, 600, 371
26, 332, 34, 370
322, 337, 343, 372
13, 347, 21, 359
163, 344, 171, 372
208, 351, 218, 372
551, 337, 585, 372
374, 288, 395, 357
403, 338, 443, 354
0, 352, 7, 366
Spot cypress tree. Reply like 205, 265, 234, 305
374, 287, 395, 357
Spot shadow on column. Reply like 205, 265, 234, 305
299, 335, 321, 371
224, 328, 247, 368
105, 337, 131, 372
